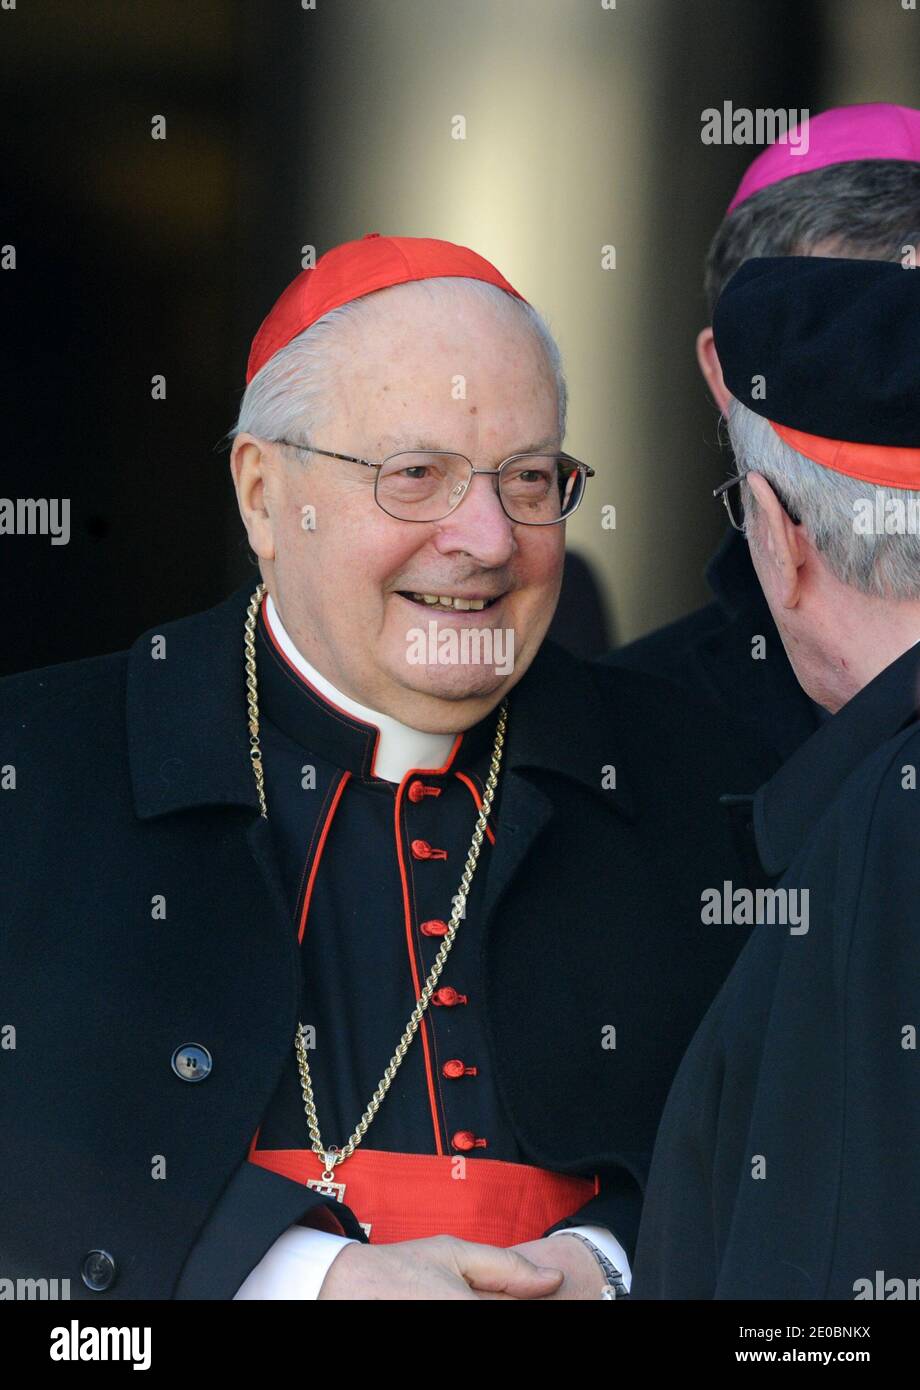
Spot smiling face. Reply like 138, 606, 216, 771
231, 281, 566, 732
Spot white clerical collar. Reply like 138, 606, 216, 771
264, 592, 456, 783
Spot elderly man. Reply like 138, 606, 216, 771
608, 103, 920, 764
632, 255, 920, 1299
0, 233, 772, 1301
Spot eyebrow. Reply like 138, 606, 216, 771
378, 436, 560, 455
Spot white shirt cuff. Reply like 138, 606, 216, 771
547, 1224, 632, 1291
232, 1225, 359, 1300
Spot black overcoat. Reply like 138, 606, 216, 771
0, 579, 775, 1299
631, 641, 920, 1299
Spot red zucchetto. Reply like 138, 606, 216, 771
245, 233, 527, 383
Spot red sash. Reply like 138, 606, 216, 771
248, 1132, 598, 1245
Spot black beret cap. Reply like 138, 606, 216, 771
713, 256, 920, 447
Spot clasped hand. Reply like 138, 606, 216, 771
317, 1232, 607, 1300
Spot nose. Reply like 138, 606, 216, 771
433, 471, 515, 566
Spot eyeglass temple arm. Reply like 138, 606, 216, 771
713, 471, 802, 525
712, 475, 742, 499
275, 439, 377, 469
561, 462, 595, 479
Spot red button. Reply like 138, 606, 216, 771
452, 1130, 488, 1151
442, 1058, 478, 1079
420, 919, 449, 937
408, 780, 442, 803
432, 987, 468, 1007
411, 839, 447, 860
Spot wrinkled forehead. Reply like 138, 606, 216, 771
336, 276, 542, 354
327, 282, 559, 446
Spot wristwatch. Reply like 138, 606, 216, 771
561, 1230, 630, 1299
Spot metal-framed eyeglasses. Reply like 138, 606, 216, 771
713, 472, 802, 534
271, 438, 595, 525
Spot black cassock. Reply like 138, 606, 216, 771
632, 640, 920, 1300
245, 597, 566, 1220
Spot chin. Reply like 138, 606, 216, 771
401, 665, 508, 703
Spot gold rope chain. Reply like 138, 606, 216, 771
244, 582, 508, 1186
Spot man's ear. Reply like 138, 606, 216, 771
696, 327, 731, 413
230, 435, 276, 562
745, 471, 804, 609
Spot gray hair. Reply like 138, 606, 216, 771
725, 398, 920, 601
704, 159, 920, 314
231, 275, 568, 449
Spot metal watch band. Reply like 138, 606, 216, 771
560, 1230, 629, 1299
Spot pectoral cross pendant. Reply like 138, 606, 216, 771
306, 1156, 372, 1237
306, 1172, 347, 1202
306, 1150, 346, 1201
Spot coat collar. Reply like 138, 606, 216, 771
127, 578, 636, 822
754, 639, 920, 874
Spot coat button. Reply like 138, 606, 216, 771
81, 1249, 116, 1292
432, 987, 468, 1007
171, 1043, 212, 1082
452, 1130, 488, 1151
420, 918, 449, 937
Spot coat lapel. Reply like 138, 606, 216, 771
126, 580, 261, 821
479, 771, 555, 925
125, 581, 296, 1017
481, 637, 636, 921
